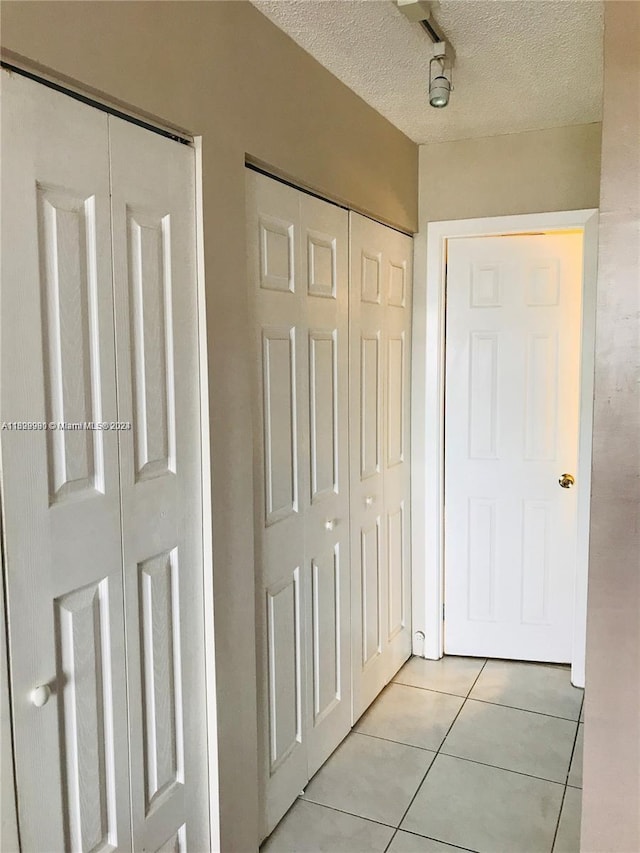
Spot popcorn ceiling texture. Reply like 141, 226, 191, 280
252, 0, 603, 144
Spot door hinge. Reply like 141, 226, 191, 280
442, 603, 445, 620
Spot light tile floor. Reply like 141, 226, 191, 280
262, 656, 584, 853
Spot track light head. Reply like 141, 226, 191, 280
429, 74, 451, 108
429, 43, 452, 109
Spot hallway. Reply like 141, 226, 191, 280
262, 656, 584, 853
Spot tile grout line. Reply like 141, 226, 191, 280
550, 698, 583, 853
382, 659, 489, 853
394, 827, 478, 852
550, 785, 569, 853
295, 796, 397, 831
564, 709, 583, 787
391, 679, 582, 722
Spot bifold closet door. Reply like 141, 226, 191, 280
109, 117, 209, 852
1, 73, 132, 852
1, 72, 209, 852
246, 170, 351, 838
350, 213, 413, 721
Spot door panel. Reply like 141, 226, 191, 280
109, 116, 209, 852
300, 193, 350, 779
350, 213, 413, 721
247, 175, 308, 836
1, 72, 132, 852
444, 234, 583, 661
247, 172, 350, 837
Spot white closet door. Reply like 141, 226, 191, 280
300, 193, 351, 779
350, 213, 413, 721
109, 118, 209, 852
0, 73, 132, 851
247, 174, 308, 836
246, 171, 350, 837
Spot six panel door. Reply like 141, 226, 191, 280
246, 171, 351, 838
349, 213, 413, 721
444, 233, 583, 661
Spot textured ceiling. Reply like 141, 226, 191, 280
252, 0, 604, 144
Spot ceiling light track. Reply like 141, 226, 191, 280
419, 17, 444, 44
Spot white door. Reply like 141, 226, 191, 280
349, 213, 413, 721
1, 73, 132, 852
109, 117, 209, 852
444, 233, 583, 661
1, 72, 210, 852
246, 171, 351, 837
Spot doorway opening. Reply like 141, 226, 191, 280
411, 210, 599, 688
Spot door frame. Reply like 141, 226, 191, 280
411, 209, 599, 688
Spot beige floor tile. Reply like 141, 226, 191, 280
261, 799, 394, 853
469, 660, 583, 720
302, 732, 435, 827
355, 683, 464, 750
401, 754, 564, 853
553, 787, 582, 853
567, 724, 583, 788
393, 656, 486, 697
442, 699, 577, 782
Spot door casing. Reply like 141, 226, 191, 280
411, 209, 599, 688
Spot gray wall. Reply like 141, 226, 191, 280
0, 4, 417, 850
582, 3, 640, 850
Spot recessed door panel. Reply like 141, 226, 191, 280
524, 333, 558, 461
56, 579, 118, 853
521, 501, 551, 625
387, 335, 404, 467
468, 332, 499, 460
263, 328, 298, 524
139, 549, 184, 812
467, 499, 497, 622
307, 231, 336, 299
38, 186, 104, 504
309, 331, 337, 501
361, 336, 380, 479
127, 208, 176, 482
387, 504, 405, 641
311, 548, 341, 725
361, 253, 381, 304
361, 521, 381, 666
260, 216, 295, 293
267, 571, 302, 772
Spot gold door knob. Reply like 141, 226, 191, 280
559, 473, 575, 489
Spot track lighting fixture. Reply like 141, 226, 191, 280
395, 2, 454, 109
429, 41, 452, 109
